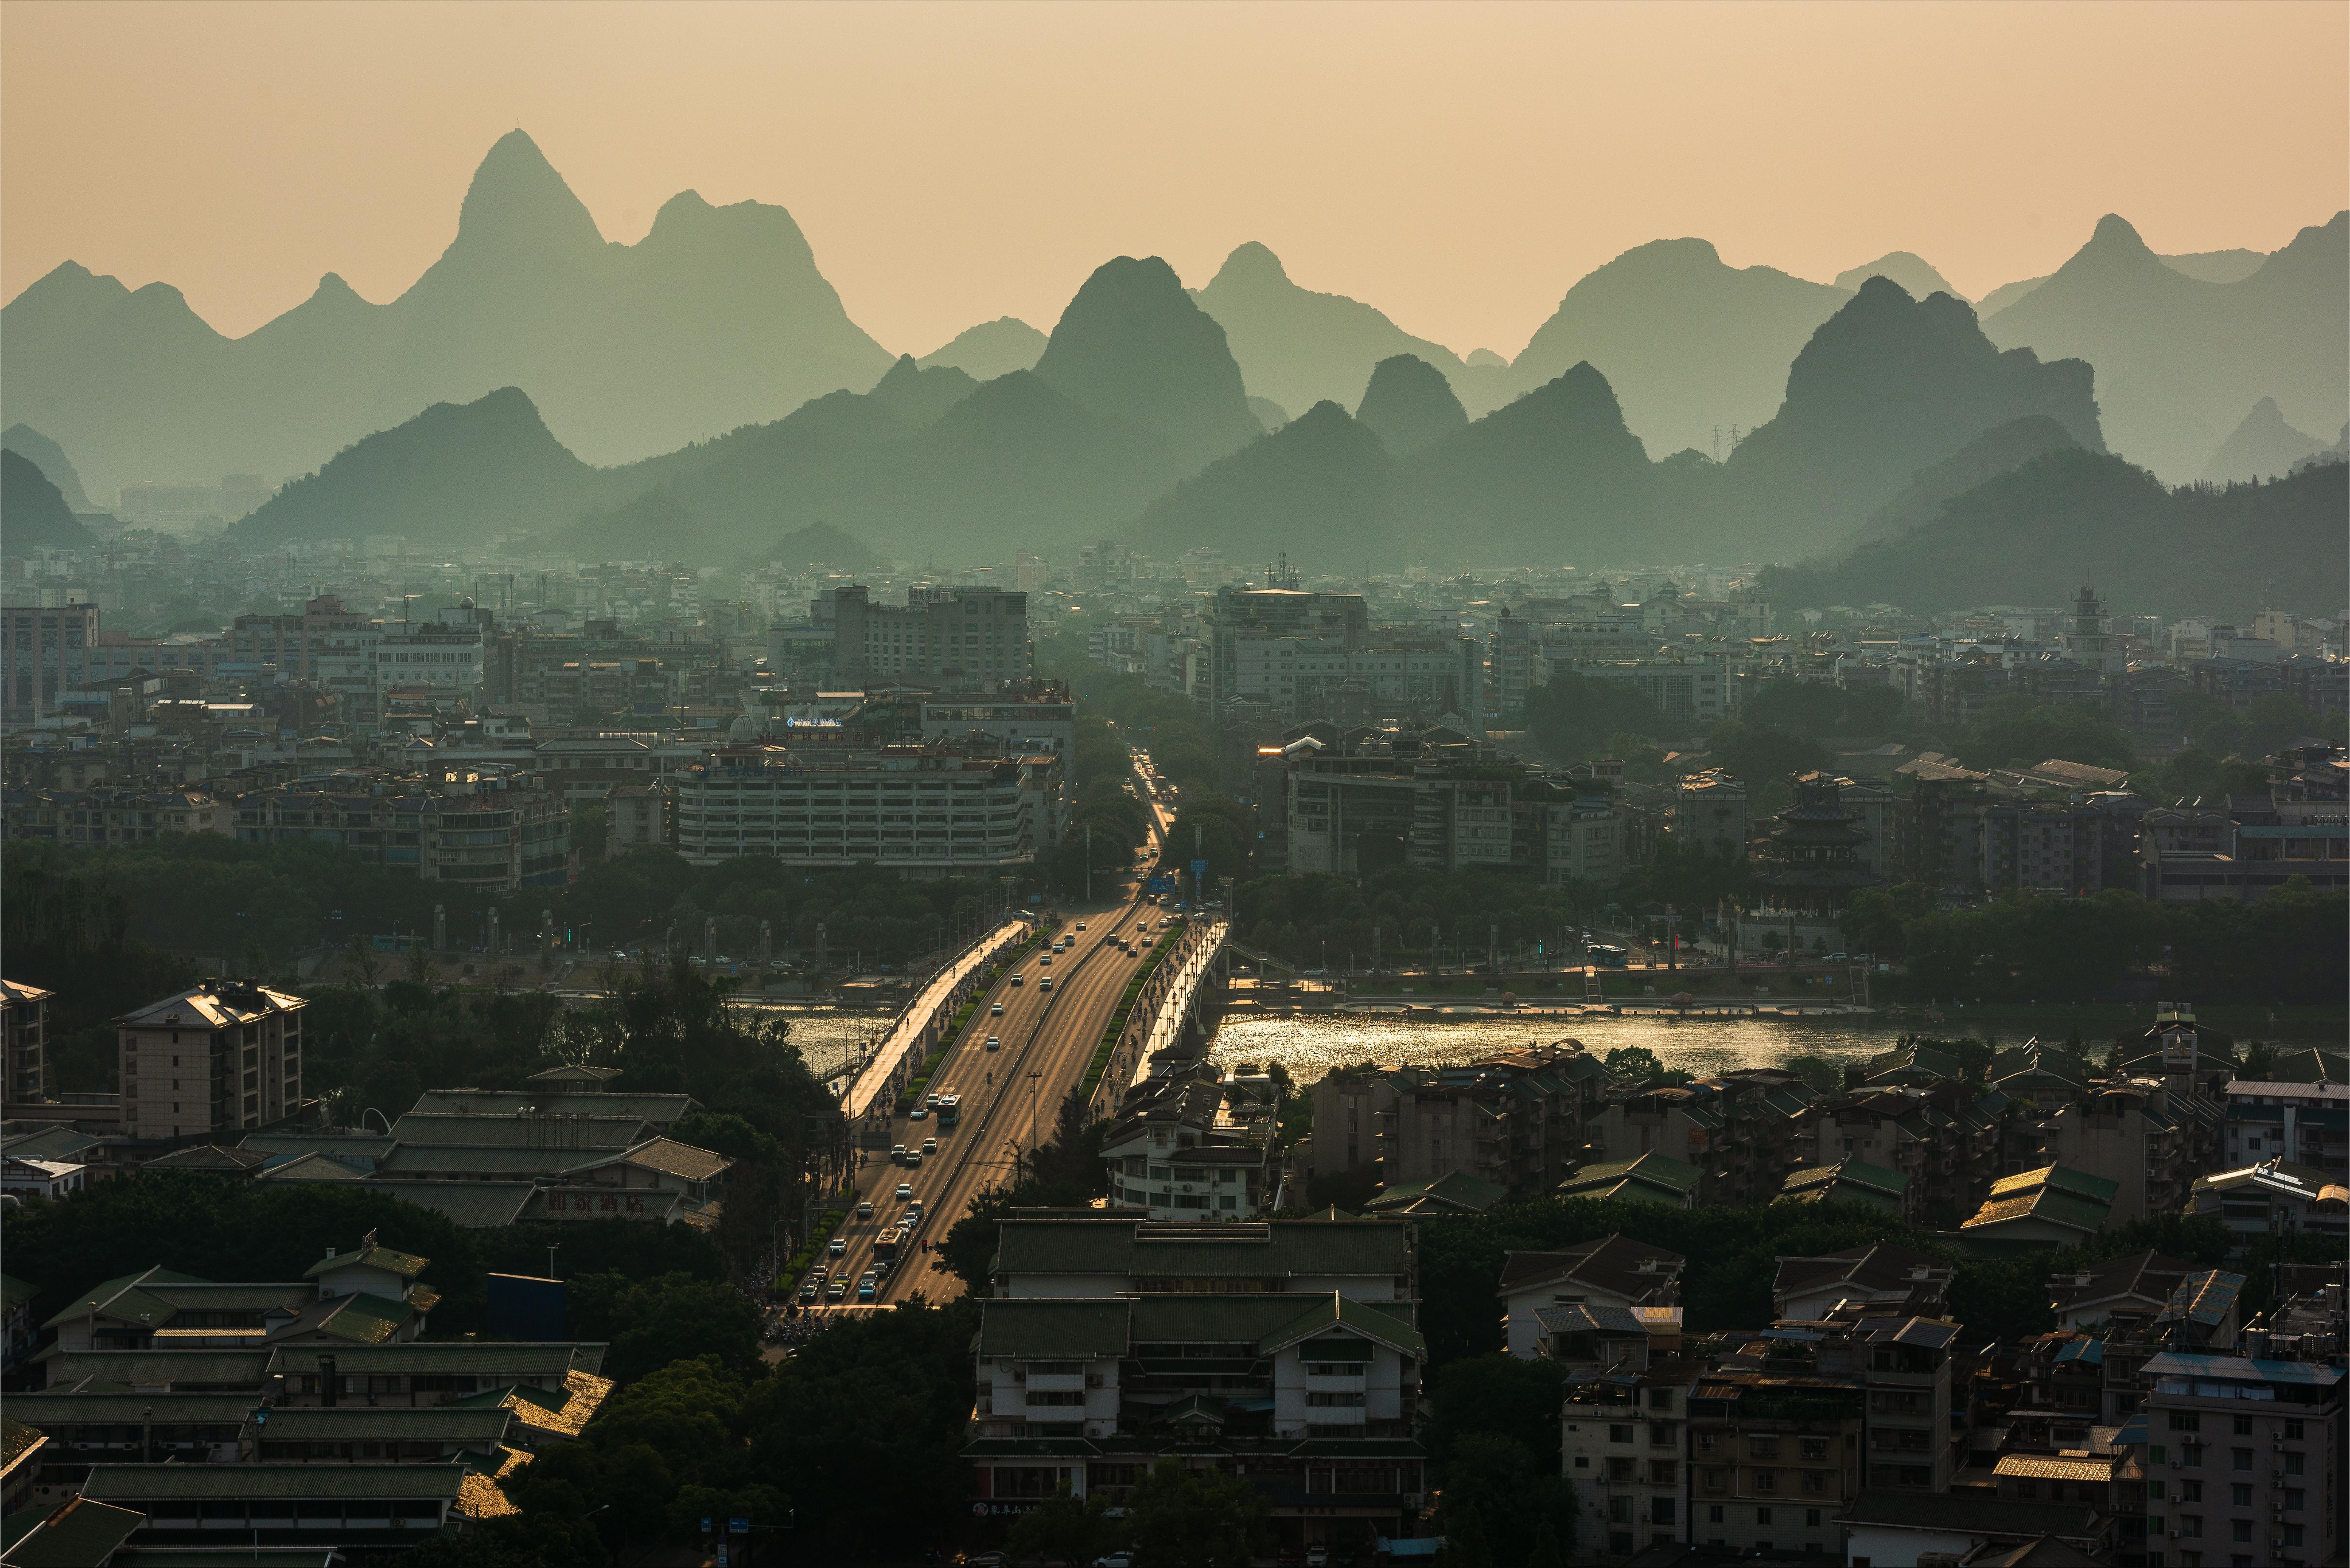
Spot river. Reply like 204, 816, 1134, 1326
1208, 1011, 1969, 1084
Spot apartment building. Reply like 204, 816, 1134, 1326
671, 740, 1064, 873
2, 603, 101, 722
1673, 770, 1748, 857
1685, 1365, 1864, 1558
2140, 1347, 2343, 1567
2034, 1076, 2193, 1223
919, 691, 1076, 758
989, 1211, 1414, 1302
233, 767, 570, 892
1590, 1072, 1820, 1209
1561, 657, 1730, 730
604, 780, 668, 858
2, 978, 53, 1105
1324, 1045, 1613, 1203
1558, 1311, 1695, 1561
1097, 1076, 1277, 1220
824, 583, 1033, 687
4, 786, 235, 845
2220, 1077, 2348, 1172
2140, 787, 2350, 901
116, 981, 306, 1142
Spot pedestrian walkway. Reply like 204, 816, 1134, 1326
843, 918, 1029, 1120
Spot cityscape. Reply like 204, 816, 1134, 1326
1, 6, 2344, 1568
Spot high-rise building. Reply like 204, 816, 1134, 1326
116, 981, 307, 1142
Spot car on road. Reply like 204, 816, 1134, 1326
1096, 1554, 1134, 1568
1306, 1547, 1329, 1567
897, 1182, 913, 1200
1011, 972, 1025, 986
826, 1279, 846, 1301
1040, 954, 1052, 967
991, 1001, 1004, 1016
857, 1278, 876, 1302
827, 1236, 846, 1257
909, 1105, 928, 1120
904, 1150, 922, 1168
985, 1036, 1001, 1051
1076, 921, 1087, 931
797, 1280, 817, 1305
890, 1144, 908, 1164
960, 1553, 1007, 1568
857, 1200, 874, 1219
901, 1208, 921, 1230
922, 1137, 937, 1155
1039, 977, 1052, 991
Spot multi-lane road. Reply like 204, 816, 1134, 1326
811, 753, 1177, 1309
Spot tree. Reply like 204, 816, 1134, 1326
1124, 1460, 1267, 1568
1523, 674, 1666, 764
1423, 1356, 1570, 1477
1956, 694, 2137, 773
1705, 721, 1832, 793
1006, 1484, 1122, 1566
567, 1274, 766, 1383
1436, 1433, 1577, 1568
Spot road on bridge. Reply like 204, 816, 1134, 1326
813, 749, 1180, 1309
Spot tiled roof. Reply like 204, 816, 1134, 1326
116, 983, 304, 1029
1497, 1234, 1684, 1299
2155, 1269, 2244, 1328
142, 1144, 268, 1174
81, 1462, 465, 1501
255, 1151, 365, 1182
354, 1180, 539, 1228
387, 1112, 648, 1149
304, 1243, 430, 1281
408, 1089, 696, 1123
0, 1498, 145, 1568
573, 1136, 731, 1182
1993, 1454, 2123, 1482
263, 1343, 600, 1378
1364, 1170, 1508, 1215
976, 1299, 1131, 1359
995, 1215, 1411, 1278
1833, 1488, 2100, 1538
36, 1350, 272, 1390
1260, 1293, 1425, 1356
3, 1394, 259, 1427
251, 1406, 513, 1445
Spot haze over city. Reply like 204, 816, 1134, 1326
0, 6, 2345, 1566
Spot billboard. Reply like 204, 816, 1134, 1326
486, 1273, 566, 1341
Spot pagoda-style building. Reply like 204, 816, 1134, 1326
1756, 773, 1885, 919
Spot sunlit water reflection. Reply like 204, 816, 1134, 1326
1206, 1012, 1976, 1084
732, 1005, 887, 1082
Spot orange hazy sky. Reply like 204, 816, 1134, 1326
4, 1, 2345, 358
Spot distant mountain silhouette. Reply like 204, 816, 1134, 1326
1134, 400, 1396, 566
1834, 252, 1957, 299
1247, 397, 1291, 433
0, 130, 891, 497
1509, 237, 1852, 460
1759, 448, 2347, 618
2158, 248, 2267, 285
1, 424, 92, 511
2, 449, 97, 553
1192, 242, 1470, 422
2200, 398, 2326, 483
233, 386, 607, 548
1353, 353, 1468, 457
1033, 256, 1263, 473
761, 520, 884, 571
1983, 211, 2348, 480
1707, 278, 2104, 559
919, 317, 1046, 380
1834, 414, 2081, 556
1400, 364, 1653, 563
865, 355, 979, 430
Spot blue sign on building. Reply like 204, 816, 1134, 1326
1191, 859, 1208, 881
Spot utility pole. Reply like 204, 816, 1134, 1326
1028, 1069, 1043, 1155
1085, 824, 1093, 905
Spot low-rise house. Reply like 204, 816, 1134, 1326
2188, 1158, 2349, 1242
1555, 1153, 1701, 1208
1960, 1166, 2117, 1248
2046, 1251, 2194, 1332
1771, 1244, 1953, 1322
1498, 1235, 1684, 1359
1774, 1158, 1911, 1219
2, 1154, 86, 1199
267, 1343, 608, 1409
404, 1088, 698, 1130
1835, 1492, 2110, 1565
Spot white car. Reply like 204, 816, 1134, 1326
896, 1182, 913, 1201
985, 1035, 1001, 1051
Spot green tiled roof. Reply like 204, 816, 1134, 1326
263, 1343, 599, 1378
353, 1181, 536, 1228
254, 1407, 512, 1444
0, 1497, 144, 1567
407, 1090, 695, 1123
995, 1216, 1411, 1279
1557, 1153, 1701, 1204
1260, 1294, 1425, 1356
36, 1351, 273, 1389
80, 1464, 464, 1501
375, 1145, 604, 1177
300, 1292, 415, 1345
976, 1300, 1130, 1359
387, 1112, 646, 1150
40, 1269, 207, 1331
0, 1274, 34, 1312
1364, 1170, 1508, 1215
2, 1394, 256, 1427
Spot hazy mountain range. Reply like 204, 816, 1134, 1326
9, 128, 2343, 503
2, 131, 891, 498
